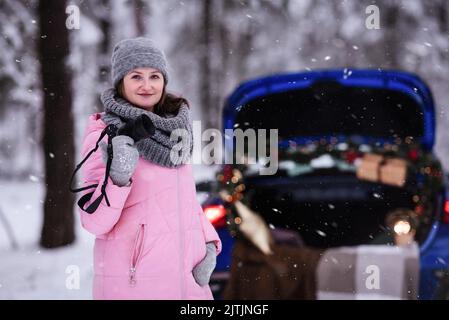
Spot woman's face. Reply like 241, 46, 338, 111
122, 67, 164, 111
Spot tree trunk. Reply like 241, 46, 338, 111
38, 0, 75, 248
199, 0, 215, 131
97, 0, 112, 108
217, 2, 231, 132
99, 0, 112, 82
133, 0, 148, 36
383, 3, 400, 68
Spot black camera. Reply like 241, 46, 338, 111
115, 114, 156, 142
70, 114, 156, 214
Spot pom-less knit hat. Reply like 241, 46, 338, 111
111, 37, 169, 87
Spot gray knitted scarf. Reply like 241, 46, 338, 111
100, 88, 193, 168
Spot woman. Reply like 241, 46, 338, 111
78, 37, 222, 299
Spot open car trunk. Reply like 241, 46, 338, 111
223, 70, 438, 249
245, 170, 420, 248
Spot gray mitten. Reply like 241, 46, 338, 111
99, 135, 139, 187
192, 242, 217, 287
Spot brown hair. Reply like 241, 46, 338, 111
116, 79, 189, 116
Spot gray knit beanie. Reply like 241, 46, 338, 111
111, 37, 169, 87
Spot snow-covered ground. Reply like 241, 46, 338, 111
0, 179, 94, 299
0, 165, 218, 299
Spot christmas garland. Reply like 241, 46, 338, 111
216, 136, 444, 234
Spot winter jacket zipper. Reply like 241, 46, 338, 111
177, 169, 187, 299
129, 223, 146, 286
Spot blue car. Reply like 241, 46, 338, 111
198, 69, 449, 300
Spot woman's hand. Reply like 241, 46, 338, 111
100, 135, 139, 187
193, 242, 217, 286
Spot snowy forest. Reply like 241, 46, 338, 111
1, 0, 449, 300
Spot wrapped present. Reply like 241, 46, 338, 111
356, 153, 384, 182
380, 158, 408, 187
356, 154, 408, 187
317, 243, 419, 300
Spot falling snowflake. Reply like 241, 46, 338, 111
316, 230, 326, 237
373, 193, 382, 199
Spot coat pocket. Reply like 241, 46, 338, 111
129, 223, 146, 286
189, 230, 208, 271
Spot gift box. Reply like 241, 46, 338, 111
317, 243, 419, 300
380, 158, 408, 187
356, 154, 408, 187
356, 154, 384, 182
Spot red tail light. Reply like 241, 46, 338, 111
203, 205, 227, 228
443, 200, 449, 224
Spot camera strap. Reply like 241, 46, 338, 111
69, 124, 117, 214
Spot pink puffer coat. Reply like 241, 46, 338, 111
78, 113, 222, 300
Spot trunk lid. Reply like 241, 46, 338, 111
223, 69, 435, 152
